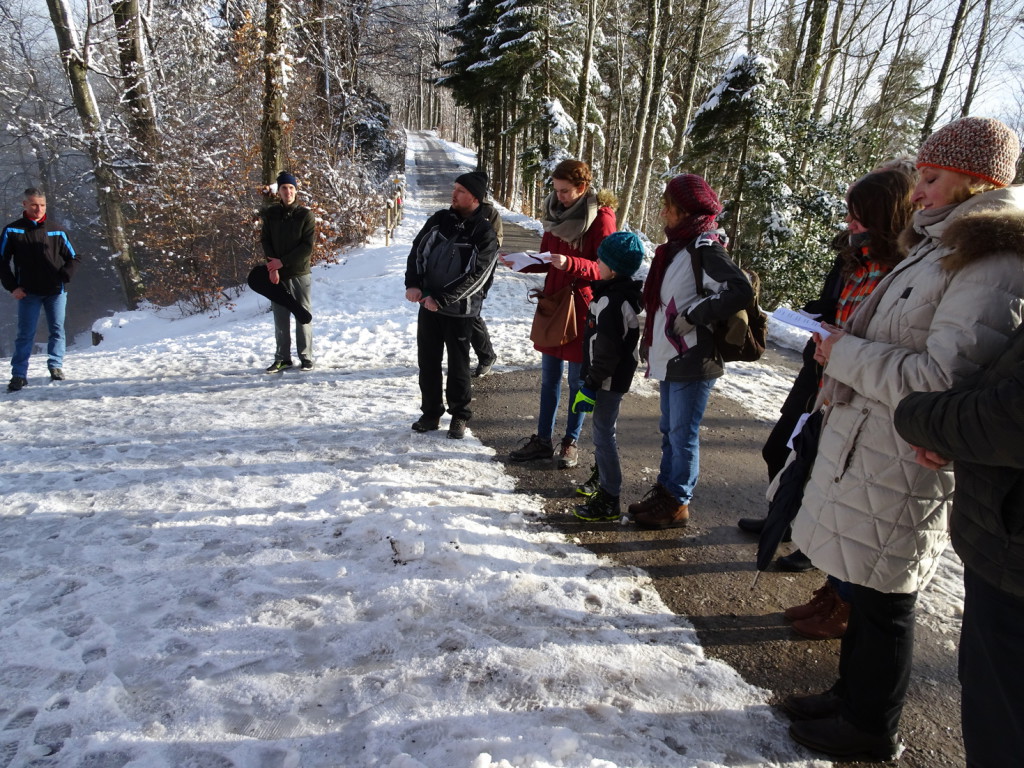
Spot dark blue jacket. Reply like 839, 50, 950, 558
0, 216, 78, 296
582, 276, 642, 393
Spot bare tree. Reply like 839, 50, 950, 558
44, 0, 145, 307
617, 0, 662, 228
921, 0, 969, 139
261, 0, 289, 187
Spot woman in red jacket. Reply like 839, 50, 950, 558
504, 159, 616, 468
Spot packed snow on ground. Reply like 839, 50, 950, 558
0, 131, 956, 768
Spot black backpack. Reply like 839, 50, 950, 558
690, 251, 768, 363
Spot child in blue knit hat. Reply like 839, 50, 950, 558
571, 231, 646, 521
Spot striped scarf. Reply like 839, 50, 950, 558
833, 244, 894, 330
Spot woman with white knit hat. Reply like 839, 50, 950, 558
784, 116, 1024, 761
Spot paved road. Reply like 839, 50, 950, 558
408, 130, 962, 768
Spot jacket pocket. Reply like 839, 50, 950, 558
832, 407, 871, 483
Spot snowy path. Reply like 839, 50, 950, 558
0, 133, 841, 768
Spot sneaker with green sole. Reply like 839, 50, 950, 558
573, 489, 621, 522
575, 465, 600, 497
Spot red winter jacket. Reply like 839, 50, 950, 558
522, 206, 615, 362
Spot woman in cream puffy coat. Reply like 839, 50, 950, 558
787, 117, 1024, 762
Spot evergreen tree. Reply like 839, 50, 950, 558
685, 48, 853, 309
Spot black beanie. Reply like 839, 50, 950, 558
276, 171, 298, 188
455, 171, 488, 202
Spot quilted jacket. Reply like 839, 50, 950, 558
792, 186, 1024, 594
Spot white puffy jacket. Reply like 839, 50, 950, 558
792, 187, 1024, 594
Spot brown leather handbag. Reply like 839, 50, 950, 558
529, 281, 578, 348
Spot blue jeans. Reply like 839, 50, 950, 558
657, 378, 715, 503
591, 389, 625, 497
12, 290, 67, 377
538, 354, 584, 442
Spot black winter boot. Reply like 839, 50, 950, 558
573, 489, 622, 522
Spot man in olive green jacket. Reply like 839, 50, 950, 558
261, 171, 316, 372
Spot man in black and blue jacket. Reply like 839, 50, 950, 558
404, 172, 498, 439
0, 188, 79, 392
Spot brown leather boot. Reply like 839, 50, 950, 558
791, 594, 850, 640
633, 488, 689, 529
627, 485, 665, 517
783, 580, 836, 621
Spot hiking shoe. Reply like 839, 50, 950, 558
781, 689, 843, 721
265, 360, 293, 373
573, 489, 622, 522
790, 716, 901, 761
473, 359, 495, 377
784, 581, 836, 622
792, 594, 851, 640
509, 434, 554, 462
575, 465, 600, 497
48, 367, 65, 381
556, 437, 579, 468
633, 487, 690, 529
740, 515, 792, 542
7, 376, 27, 392
777, 550, 815, 572
628, 484, 666, 517
737, 516, 765, 534
448, 417, 468, 439
411, 417, 440, 433
299, 358, 314, 371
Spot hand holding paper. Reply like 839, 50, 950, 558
500, 251, 554, 271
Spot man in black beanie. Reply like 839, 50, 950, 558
405, 174, 498, 439
453, 172, 504, 377
261, 170, 316, 373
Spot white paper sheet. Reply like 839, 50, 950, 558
773, 306, 831, 338
501, 251, 553, 271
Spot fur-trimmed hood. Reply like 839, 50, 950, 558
900, 186, 1024, 271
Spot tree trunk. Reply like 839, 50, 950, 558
921, 0, 969, 140
617, 0, 660, 229
636, 0, 674, 230
960, 0, 991, 117
45, 0, 145, 308
261, 0, 289, 186
574, 0, 599, 156
812, 0, 845, 120
671, 0, 710, 158
504, 97, 520, 209
793, 0, 828, 120
111, 0, 160, 166
786, 0, 812, 90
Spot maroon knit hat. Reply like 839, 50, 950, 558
916, 117, 1021, 187
664, 174, 723, 217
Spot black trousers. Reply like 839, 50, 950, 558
762, 338, 823, 481
836, 584, 917, 736
417, 308, 473, 421
761, 410, 802, 481
471, 314, 495, 365
960, 567, 1024, 768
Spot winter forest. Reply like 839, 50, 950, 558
1, 0, 1022, 326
